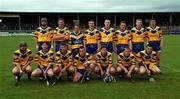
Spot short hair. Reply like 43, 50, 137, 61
100, 45, 107, 49
61, 42, 68, 47
104, 19, 110, 21
58, 18, 64, 22
79, 46, 85, 51
150, 18, 156, 22
136, 19, 142, 22
88, 20, 94, 22
19, 41, 27, 47
120, 21, 126, 25
146, 44, 153, 48
124, 47, 131, 50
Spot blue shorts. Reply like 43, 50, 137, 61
149, 41, 161, 52
77, 69, 86, 75
132, 42, 144, 53
101, 42, 113, 53
72, 48, 79, 57
38, 42, 51, 51
86, 44, 98, 55
116, 44, 128, 55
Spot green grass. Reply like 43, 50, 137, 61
0, 35, 180, 99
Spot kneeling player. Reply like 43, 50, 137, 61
73, 47, 94, 82
94, 45, 116, 83
116, 47, 138, 80
32, 43, 54, 85
137, 44, 160, 82
54, 43, 74, 80
12, 42, 33, 85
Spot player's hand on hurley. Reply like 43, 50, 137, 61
124, 69, 128, 74
100, 71, 104, 76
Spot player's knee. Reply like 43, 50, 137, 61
73, 73, 81, 82
94, 66, 100, 73
12, 67, 20, 76
109, 67, 116, 74
68, 66, 75, 74
153, 67, 161, 75
134, 67, 139, 73
116, 66, 122, 73
47, 70, 54, 77
25, 66, 32, 73
31, 70, 39, 77
53, 66, 61, 75
89, 63, 95, 70
139, 66, 146, 74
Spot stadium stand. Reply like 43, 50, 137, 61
0, 12, 180, 35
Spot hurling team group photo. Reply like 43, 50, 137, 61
12, 17, 163, 86
1, 0, 180, 98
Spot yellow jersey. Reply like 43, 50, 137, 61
35, 50, 54, 67
146, 26, 162, 41
34, 26, 53, 42
114, 30, 130, 45
118, 53, 135, 67
136, 50, 157, 66
69, 32, 84, 49
99, 27, 115, 43
96, 51, 112, 67
54, 27, 70, 41
130, 27, 146, 43
84, 28, 99, 44
13, 49, 33, 65
74, 53, 91, 69
56, 50, 72, 66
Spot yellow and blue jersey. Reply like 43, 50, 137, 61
130, 27, 147, 53
114, 30, 130, 54
84, 28, 99, 54
55, 50, 73, 66
96, 51, 112, 67
69, 32, 84, 49
146, 26, 162, 42
99, 27, 115, 43
13, 49, 33, 66
84, 28, 99, 44
34, 26, 53, 42
117, 53, 135, 67
74, 53, 91, 70
54, 27, 70, 41
114, 30, 130, 45
130, 27, 146, 43
35, 50, 54, 67
146, 26, 162, 52
136, 50, 157, 69
54, 27, 70, 51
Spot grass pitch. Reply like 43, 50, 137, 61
0, 35, 180, 99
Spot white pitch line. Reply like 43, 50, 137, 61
161, 64, 180, 73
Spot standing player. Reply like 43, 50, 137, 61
99, 19, 115, 53
54, 43, 75, 80
136, 44, 160, 82
146, 19, 163, 68
116, 47, 138, 80
94, 45, 116, 82
69, 25, 84, 57
73, 47, 93, 82
84, 20, 99, 55
32, 43, 54, 84
12, 42, 33, 85
114, 21, 131, 54
53, 18, 71, 52
34, 18, 53, 51
130, 19, 147, 54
